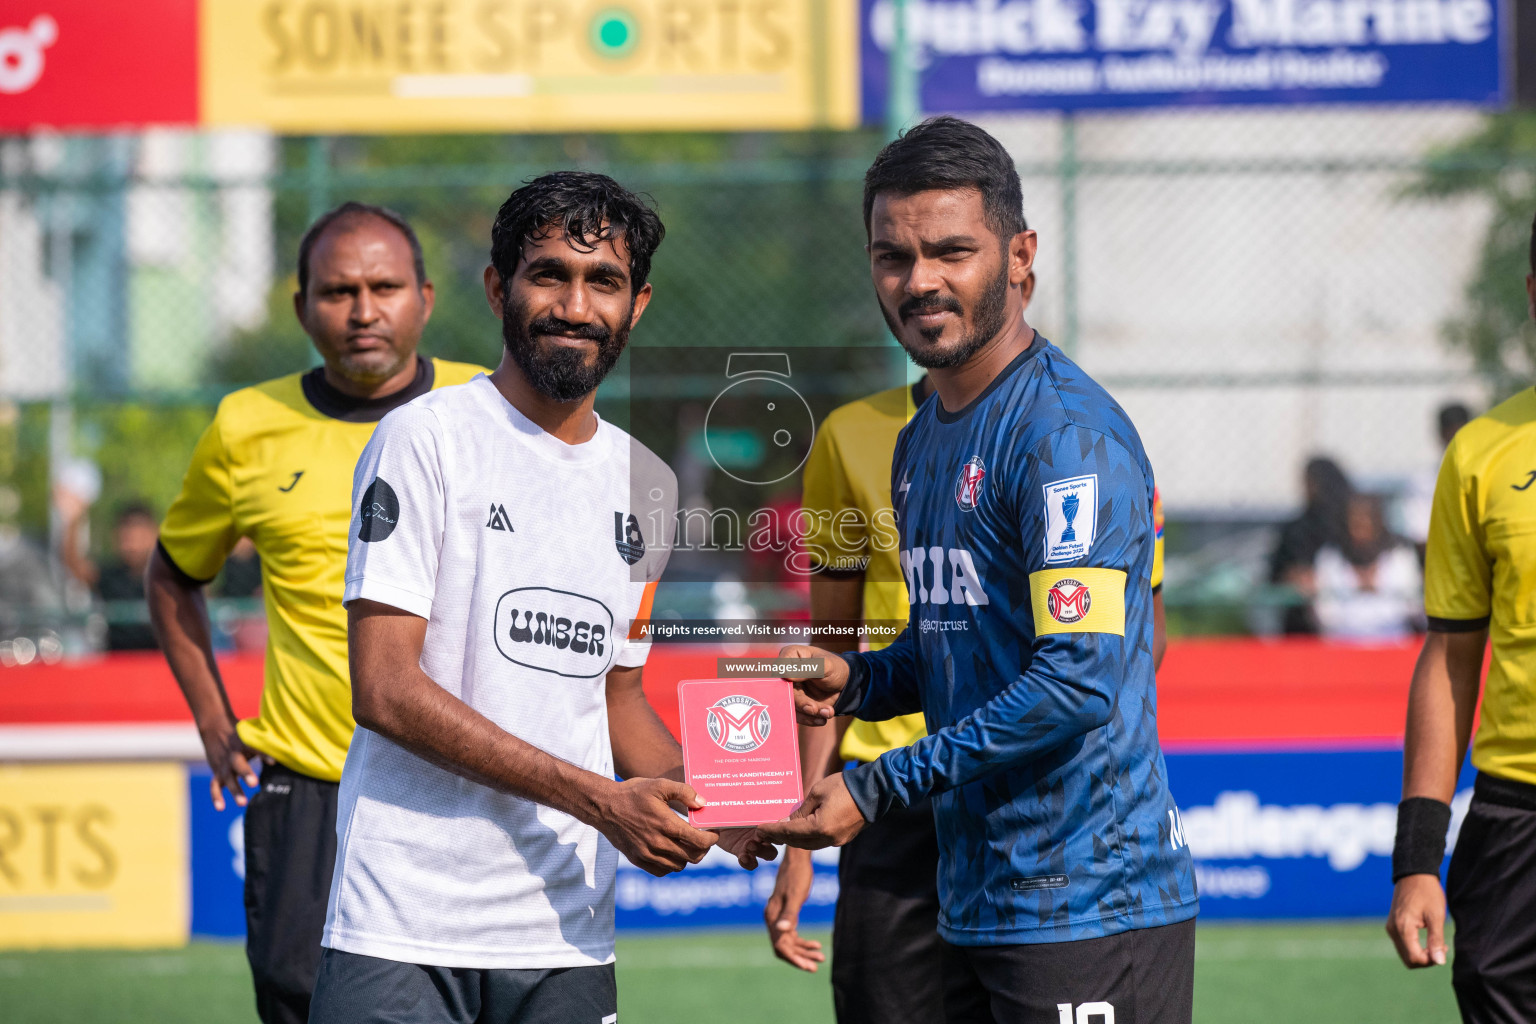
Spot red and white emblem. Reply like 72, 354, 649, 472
955, 455, 986, 511
1047, 578, 1092, 624
706, 695, 773, 753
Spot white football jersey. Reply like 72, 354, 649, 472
323, 374, 675, 969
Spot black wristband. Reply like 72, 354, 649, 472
1391, 797, 1452, 882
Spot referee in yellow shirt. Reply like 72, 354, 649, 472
1386, 217, 1536, 1021
146, 202, 482, 1024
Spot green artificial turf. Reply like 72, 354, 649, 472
0, 922, 1462, 1023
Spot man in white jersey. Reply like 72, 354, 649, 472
309, 172, 772, 1023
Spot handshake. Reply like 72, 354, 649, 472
601, 644, 867, 877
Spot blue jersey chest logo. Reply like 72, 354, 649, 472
955, 455, 987, 512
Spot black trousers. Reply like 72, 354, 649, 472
1447, 772, 1536, 1024
942, 918, 1196, 1024
244, 762, 339, 1024
832, 795, 946, 1024
308, 948, 617, 1024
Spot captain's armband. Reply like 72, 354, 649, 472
1029, 568, 1126, 636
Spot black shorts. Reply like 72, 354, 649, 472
244, 761, 338, 1024
1446, 772, 1536, 1024
832, 795, 945, 1024
308, 947, 617, 1024
942, 918, 1196, 1024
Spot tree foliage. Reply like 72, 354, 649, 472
1408, 112, 1536, 397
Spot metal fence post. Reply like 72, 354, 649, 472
305, 136, 331, 226
886, 0, 918, 140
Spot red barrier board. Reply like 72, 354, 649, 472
0, 639, 1429, 750
0, 2, 198, 131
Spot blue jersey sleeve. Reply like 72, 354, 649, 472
833, 627, 921, 721
843, 424, 1148, 821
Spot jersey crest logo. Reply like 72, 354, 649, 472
486, 504, 513, 531
706, 695, 772, 753
615, 511, 645, 565
955, 456, 986, 512
1047, 578, 1092, 624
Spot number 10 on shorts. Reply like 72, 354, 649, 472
1059, 1002, 1114, 1024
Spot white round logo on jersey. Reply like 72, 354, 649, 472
706, 695, 772, 753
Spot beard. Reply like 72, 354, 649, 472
501, 296, 630, 402
879, 262, 1011, 370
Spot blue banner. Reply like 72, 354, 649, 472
188, 750, 1478, 936
861, 0, 1503, 119
188, 766, 247, 938
1167, 748, 1474, 919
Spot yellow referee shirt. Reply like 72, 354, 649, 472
802, 383, 927, 763
158, 358, 484, 781
1424, 388, 1536, 787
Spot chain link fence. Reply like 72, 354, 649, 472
0, 107, 1528, 658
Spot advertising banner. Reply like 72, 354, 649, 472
200, 0, 860, 132
1168, 748, 1475, 919
0, 1, 198, 131
0, 762, 189, 949
860, 0, 1504, 118
187, 766, 248, 939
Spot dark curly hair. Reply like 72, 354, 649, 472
863, 116, 1026, 242
491, 171, 665, 295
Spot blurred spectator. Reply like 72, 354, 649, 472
1269, 456, 1353, 634
1313, 493, 1424, 641
56, 492, 160, 650
1400, 401, 1473, 558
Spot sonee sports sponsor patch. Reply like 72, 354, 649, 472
1042, 474, 1097, 563
357, 478, 400, 542
1030, 568, 1126, 636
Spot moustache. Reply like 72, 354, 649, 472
527, 316, 613, 344
898, 296, 963, 321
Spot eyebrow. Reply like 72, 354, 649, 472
524, 255, 630, 280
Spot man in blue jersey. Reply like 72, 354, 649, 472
757, 117, 1198, 1023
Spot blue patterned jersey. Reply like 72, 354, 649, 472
838, 335, 1198, 946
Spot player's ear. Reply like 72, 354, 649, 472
628, 282, 653, 328
292, 287, 309, 330
1008, 230, 1037, 287
483, 265, 506, 318
418, 278, 436, 325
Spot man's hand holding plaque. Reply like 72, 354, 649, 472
776, 644, 848, 725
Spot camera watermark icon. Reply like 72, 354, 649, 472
703, 353, 815, 487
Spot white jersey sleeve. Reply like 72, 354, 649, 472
344, 403, 448, 619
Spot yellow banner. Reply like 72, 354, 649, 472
0, 763, 188, 949
201, 0, 858, 133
